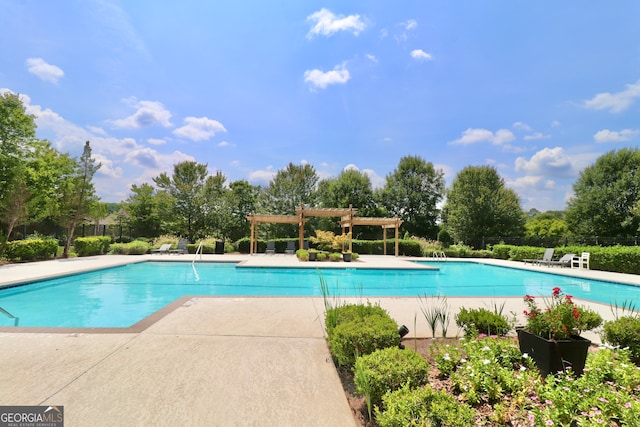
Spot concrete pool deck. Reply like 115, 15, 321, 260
1, 254, 639, 426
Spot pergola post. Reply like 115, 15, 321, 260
298, 204, 305, 251
395, 221, 399, 256
383, 226, 387, 256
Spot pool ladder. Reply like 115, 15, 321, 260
0, 305, 19, 326
432, 251, 447, 261
192, 241, 204, 265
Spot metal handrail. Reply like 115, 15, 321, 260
192, 241, 204, 265
0, 306, 19, 326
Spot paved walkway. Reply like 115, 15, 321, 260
1, 254, 638, 426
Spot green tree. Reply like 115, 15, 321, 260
318, 169, 378, 236
0, 92, 37, 246
443, 165, 524, 248
124, 183, 162, 237
153, 161, 209, 242
566, 148, 640, 238
224, 180, 259, 241
58, 141, 102, 257
525, 212, 568, 246
379, 155, 445, 238
259, 162, 318, 238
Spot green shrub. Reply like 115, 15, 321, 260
326, 304, 400, 366
4, 238, 58, 261
354, 347, 430, 409
74, 236, 111, 257
603, 316, 640, 361
437, 228, 453, 248
376, 383, 475, 427
296, 249, 309, 261
329, 252, 341, 262
455, 307, 511, 337
110, 240, 151, 255
326, 303, 393, 335
317, 251, 328, 261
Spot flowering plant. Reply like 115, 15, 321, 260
522, 287, 603, 340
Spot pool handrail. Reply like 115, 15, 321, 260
0, 305, 19, 326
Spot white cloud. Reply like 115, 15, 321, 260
410, 49, 433, 62
147, 138, 166, 145
551, 120, 561, 127
249, 166, 276, 184
593, 128, 640, 143
523, 132, 551, 141
512, 121, 532, 131
450, 128, 515, 145
403, 19, 418, 31
110, 98, 172, 128
304, 64, 350, 91
508, 175, 556, 191
584, 79, 640, 113
306, 8, 365, 39
515, 147, 573, 176
173, 116, 227, 141
217, 140, 235, 148
366, 54, 378, 63
25, 58, 64, 84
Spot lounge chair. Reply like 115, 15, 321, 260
265, 241, 276, 255
171, 238, 189, 255
151, 243, 172, 254
524, 248, 554, 265
571, 252, 590, 270
541, 253, 575, 268
285, 241, 295, 254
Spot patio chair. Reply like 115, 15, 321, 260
151, 243, 172, 254
541, 253, 575, 268
285, 241, 296, 254
524, 248, 554, 265
265, 241, 276, 255
571, 252, 590, 270
171, 238, 189, 255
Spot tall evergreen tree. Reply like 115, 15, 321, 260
59, 141, 102, 257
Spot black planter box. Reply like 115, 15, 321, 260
517, 328, 590, 377
342, 252, 352, 262
308, 251, 317, 261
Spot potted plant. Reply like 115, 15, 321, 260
308, 248, 318, 261
517, 287, 603, 377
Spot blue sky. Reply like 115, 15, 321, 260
1, 1, 639, 212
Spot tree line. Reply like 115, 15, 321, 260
2, 92, 640, 253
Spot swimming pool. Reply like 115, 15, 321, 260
0, 261, 637, 328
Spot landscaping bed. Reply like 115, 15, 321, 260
335, 336, 640, 426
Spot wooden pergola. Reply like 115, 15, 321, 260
246, 205, 403, 256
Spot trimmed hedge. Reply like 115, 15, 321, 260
110, 240, 151, 255
4, 238, 58, 261
74, 236, 111, 257
326, 303, 400, 367
354, 347, 430, 409
376, 383, 475, 427
603, 316, 640, 361
492, 244, 640, 274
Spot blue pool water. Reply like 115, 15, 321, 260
0, 261, 637, 328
